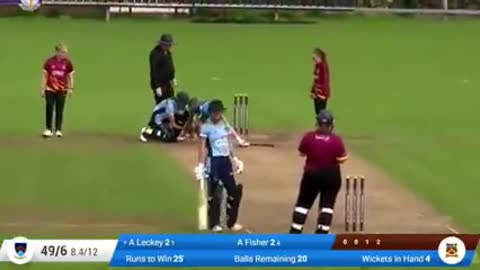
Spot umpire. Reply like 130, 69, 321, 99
289, 110, 348, 234
149, 33, 176, 104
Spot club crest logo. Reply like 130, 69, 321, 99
7, 237, 34, 265
14, 242, 27, 258
19, 0, 41, 11
438, 236, 466, 265
445, 243, 458, 258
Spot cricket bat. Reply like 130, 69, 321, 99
197, 179, 208, 231
222, 117, 250, 147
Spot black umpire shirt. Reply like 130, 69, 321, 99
149, 45, 175, 92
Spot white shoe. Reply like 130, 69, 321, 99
42, 129, 53, 138
140, 127, 148, 142
55, 130, 63, 137
211, 225, 223, 233
229, 223, 244, 232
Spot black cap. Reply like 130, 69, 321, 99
209, 99, 226, 113
175, 91, 189, 110
159, 34, 173, 46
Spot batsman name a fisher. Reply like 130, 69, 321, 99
236, 238, 281, 247
127, 238, 176, 248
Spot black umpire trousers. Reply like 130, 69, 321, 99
313, 98, 327, 115
289, 165, 341, 234
153, 83, 174, 104
45, 91, 67, 131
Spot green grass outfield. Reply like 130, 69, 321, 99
0, 15, 479, 269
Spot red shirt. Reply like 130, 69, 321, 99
298, 131, 348, 172
43, 56, 74, 92
311, 61, 330, 100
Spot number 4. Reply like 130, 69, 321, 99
41, 246, 47, 256
425, 255, 431, 262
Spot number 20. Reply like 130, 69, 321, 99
297, 255, 307, 263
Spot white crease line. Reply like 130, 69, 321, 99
244, 227, 254, 234
446, 225, 460, 234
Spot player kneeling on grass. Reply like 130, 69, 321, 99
169, 97, 207, 141
140, 91, 189, 143
194, 100, 244, 233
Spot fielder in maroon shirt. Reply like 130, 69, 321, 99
310, 48, 330, 115
289, 109, 348, 234
41, 44, 74, 138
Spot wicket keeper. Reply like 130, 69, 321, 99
140, 91, 189, 143
289, 109, 348, 234
194, 100, 244, 233
41, 44, 75, 138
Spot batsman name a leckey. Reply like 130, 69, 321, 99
237, 238, 281, 247
128, 238, 175, 248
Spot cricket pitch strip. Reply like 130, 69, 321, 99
167, 133, 459, 234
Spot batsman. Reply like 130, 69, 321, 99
187, 98, 250, 147
194, 100, 245, 233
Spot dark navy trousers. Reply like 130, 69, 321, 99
208, 156, 242, 229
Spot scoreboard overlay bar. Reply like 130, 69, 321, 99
0, 234, 478, 267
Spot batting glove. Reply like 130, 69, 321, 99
233, 157, 244, 174
155, 87, 162, 97
177, 134, 186, 142
194, 163, 205, 181
238, 139, 250, 148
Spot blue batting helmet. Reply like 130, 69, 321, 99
316, 109, 334, 126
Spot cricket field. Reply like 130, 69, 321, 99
0, 15, 479, 269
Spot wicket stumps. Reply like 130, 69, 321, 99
345, 175, 365, 232
233, 94, 249, 135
